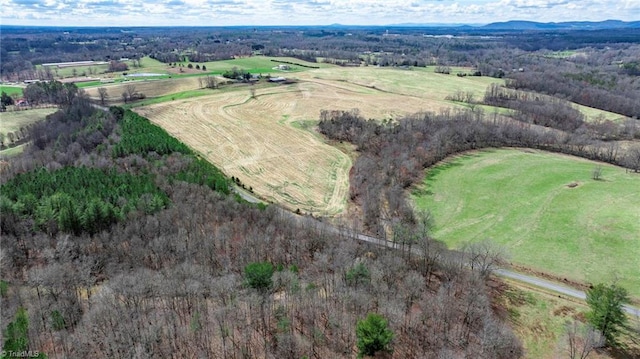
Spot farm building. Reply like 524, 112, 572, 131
42, 61, 108, 68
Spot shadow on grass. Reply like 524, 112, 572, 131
424, 159, 465, 181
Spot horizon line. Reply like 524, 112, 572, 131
1, 19, 637, 29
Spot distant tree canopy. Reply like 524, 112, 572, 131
222, 67, 250, 80
1, 91, 14, 107
107, 60, 128, 73
23, 80, 80, 106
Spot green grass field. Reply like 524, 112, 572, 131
0, 143, 26, 157
36, 63, 112, 78
125, 89, 213, 108
0, 108, 56, 136
0, 85, 24, 97
413, 149, 640, 298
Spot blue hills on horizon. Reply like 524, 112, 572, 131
1, 19, 639, 30
389, 19, 640, 30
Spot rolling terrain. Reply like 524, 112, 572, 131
134, 67, 500, 215
413, 148, 640, 298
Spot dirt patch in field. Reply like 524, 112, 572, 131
552, 305, 576, 316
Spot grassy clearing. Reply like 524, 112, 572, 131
125, 89, 214, 108
0, 85, 24, 97
0, 143, 26, 157
38, 63, 111, 78
0, 108, 57, 136
500, 280, 637, 359
574, 103, 628, 122
137, 56, 170, 72
413, 149, 640, 298
501, 281, 584, 359
37, 57, 173, 81
542, 50, 584, 59
295, 66, 503, 105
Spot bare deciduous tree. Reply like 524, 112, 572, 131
97, 87, 108, 106
624, 145, 640, 172
562, 320, 604, 359
125, 84, 137, 101
463, 239, 506, 278
204, 75, 218, 89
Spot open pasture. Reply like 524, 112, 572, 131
295, 66, 504, 106
413, 148, 640, 298
295, 67, 624, 122
133, 66, 505, 215
0, 85, 24, 97
0, 108, 56, 136
132, 64, 626, 217
135, 87, 351, 215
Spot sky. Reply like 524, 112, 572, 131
0, 0, 639, 27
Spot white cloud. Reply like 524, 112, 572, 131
0, 0, 637, 26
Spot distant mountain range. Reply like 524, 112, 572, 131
481, 20, 640, 30
389, 20, 640, 30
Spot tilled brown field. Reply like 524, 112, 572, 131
135, 78, 460, 215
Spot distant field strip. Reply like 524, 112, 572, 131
296, 67, 502, 106
0, 108, 56, 135
295, 67, 623, 122
84, 77, 204, 101
413, 149, 640, 298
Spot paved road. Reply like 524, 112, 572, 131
493, 269, 639, 316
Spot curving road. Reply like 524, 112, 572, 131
234, 185, 640, 317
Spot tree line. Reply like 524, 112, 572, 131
318, 108, 640, 235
